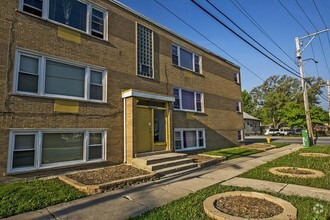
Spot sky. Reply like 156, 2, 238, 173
117, 0, 330, 109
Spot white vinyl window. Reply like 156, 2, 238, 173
172, 44, 201, 74
137, 24, 153, 78
238, 130, 243, 141
174, 128, 206, 151
236, 101, 242, 113
14, 50, 107, 102
234, 72, 240, 84
8, 129, 106, 173
19, 0, 108, 40
173, 88, 203, 112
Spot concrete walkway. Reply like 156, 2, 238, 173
7, 144, 312, 220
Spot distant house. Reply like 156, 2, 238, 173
243, 112, 261, 135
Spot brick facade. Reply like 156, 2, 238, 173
0, 0, 243, 179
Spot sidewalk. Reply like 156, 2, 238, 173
7, 144, 305, 220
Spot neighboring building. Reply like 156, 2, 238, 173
243, 112, 261, 135
0, 0, 243, 177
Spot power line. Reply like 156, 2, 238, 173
277, 0, 310, 34
152, 0, 265, 82
205, 0, 300, 77
312, 0, 330, 46
294, 0, 330, 78
230, 0, 296, 64
191, 0, 302, 79
192, 0, 328, 102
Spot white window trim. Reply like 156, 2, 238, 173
19, 0, 108, 41
238, 129, 244, 142
174, 128, 206, 151
14, 49, 107, 103
136, 23, 154, 79
236, 101, 242, 113
172, 44, 202, 74
234, 72, 240, 84
173, 88, 204, 113
7, 129, 107, 174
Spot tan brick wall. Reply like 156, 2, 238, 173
0, 0, 243, 177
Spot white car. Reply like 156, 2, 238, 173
265, 129, 280, 136
279, 129, 292, 136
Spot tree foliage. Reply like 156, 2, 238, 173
248, 75, 326, 128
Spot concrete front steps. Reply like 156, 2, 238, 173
132, 151, 198, 177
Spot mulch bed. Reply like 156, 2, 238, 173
215, 196, 284, 219
277, 168, 314, 175
67, 165, 150, 185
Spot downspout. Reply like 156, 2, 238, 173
123, 97, 127, 164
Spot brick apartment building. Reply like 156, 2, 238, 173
0, 0, 243, 178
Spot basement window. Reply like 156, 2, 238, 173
8, 129, 106, 173
19, 0, 108, 40
14, 49, 107, 102
174, 129, 206, 151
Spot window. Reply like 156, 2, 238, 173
238, 130, 243, 141
8, 130, 106, 172
234, 72, 240, 84
172, 44, 201, 73
137, 24, 153, 78
15, 50, 106, 102
12, 134, 36, 169
23, 0, 43, 17
173, 88, 203, 112
236, 101, 242, 113
20, 0, 107, 40
174, 129, 205, 150
88, 133, 103, 160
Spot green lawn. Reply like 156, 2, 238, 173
269, 142, 291, 148
203, 147, 263, 160
240, 146, 330, 189
132, 184, 330, 220
0, 179, 86, 218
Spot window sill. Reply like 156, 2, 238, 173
172, 64, 204, 77
236, 111, 243, 114
10, 92, 109, 105
17, 10, 111, 46
174, 109, 205, 114
6, 159, 107, 175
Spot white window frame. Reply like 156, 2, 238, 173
14, 49, 107, 103
172, 44, 202, 74
173, 88, 204, 113
236, 101, 242, 113
238, 130, 244, 142
174, 128, 206, 151
234, 72, 240, 84
7, 129, 107, 173
18, 0, 108, 40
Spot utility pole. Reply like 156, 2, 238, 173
295, 29, 329, 146
328, 80, 330, 124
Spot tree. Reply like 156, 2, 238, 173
250, 75, 325, 127
242, 90, 255, 114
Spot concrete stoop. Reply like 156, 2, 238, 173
132, 152, 198, 176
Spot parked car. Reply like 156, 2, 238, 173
264, 128, 280, 136
292, 128, 302, 136
279, 128, 292, 136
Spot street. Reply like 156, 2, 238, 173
245, 135, 330, 145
